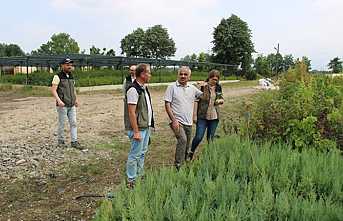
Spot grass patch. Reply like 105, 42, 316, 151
0, 84, 51, 97
0, 69, 235, 87
94, 135, 343, 221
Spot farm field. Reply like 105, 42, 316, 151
0, 81, 257, 221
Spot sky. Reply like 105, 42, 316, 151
1, 0, 342, 70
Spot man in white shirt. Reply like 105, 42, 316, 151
164, 66, 203, 170
123, 63, 154, 188
122, 65, 136, 94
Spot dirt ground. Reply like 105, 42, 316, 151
0, 84, 258, 221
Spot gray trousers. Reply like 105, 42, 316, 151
171, 123, 192, 167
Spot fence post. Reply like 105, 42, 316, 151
26, 56, 29, 85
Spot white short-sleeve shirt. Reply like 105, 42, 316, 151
127, 86, 152, 127
164, 81, 203, 126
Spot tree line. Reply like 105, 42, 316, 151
1, 14, 342, 77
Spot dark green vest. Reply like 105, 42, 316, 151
197, 83, 223, 120
124, 80, 155, 130
56, 71, 76, 107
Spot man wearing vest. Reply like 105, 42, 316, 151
51, 58, 82, 150
122, 65, 136, 95
124, 63, 154, 189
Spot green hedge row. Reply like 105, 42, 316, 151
94, 135, 343, 221
0, 69, 238, 87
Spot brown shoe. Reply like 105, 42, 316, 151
71, 141, 84, 150
127, 180, 135, 189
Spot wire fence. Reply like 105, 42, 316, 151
0, 54, 239, 85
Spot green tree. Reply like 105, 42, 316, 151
90, 46, 116, 56
212, 14, 255, 74
32, 33, 80, 55
283, 54, 295, 71
190, 53, 198, 62
106, 49, 116, 56
120, 28, 148, 57
0, 43, 25, 56
254, 54, 272, 77
145, 25, 176, 59
121, 25, 176, 59
198, 52, 211, 63
299, 56, 311, 71
328, 57, 343, 73
181, 55, 192, 61
90, 45, 101, 55
267, 53, 283, 75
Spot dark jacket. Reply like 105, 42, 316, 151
124, 80, 155, 130
123, 75, 134, 93
56, 71, 76, 107
196, 83, 223, 120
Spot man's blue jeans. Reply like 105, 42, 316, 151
57, 106, 77, 143
127, 128, 151, 182
191, 119, 219, 153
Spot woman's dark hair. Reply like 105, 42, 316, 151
205, 69, 220, 82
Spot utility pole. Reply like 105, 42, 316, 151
274, 43, 280, 77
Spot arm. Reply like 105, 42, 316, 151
165, 101, 179, 132
74, 88, 79, 107
128, 104, 142, 141
51, 85, 65, 107
215, 85, 224, 105
193, 102, 198, 124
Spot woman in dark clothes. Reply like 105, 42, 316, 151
188, 70, 224, 160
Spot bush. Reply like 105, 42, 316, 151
244, 62, 343, 150
94, 136, 343, 221
0, 69, 216, 87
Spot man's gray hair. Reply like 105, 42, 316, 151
178, 66, 191, 75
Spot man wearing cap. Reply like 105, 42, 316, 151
51, 58, 82, 149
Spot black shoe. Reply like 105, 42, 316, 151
175, 164, 181, 171
71, 141, 84, 150
57, 140, 67, 148
187, 151, 194, 161
127, 180, 135, 189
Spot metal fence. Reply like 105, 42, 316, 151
0, 54, 239, 84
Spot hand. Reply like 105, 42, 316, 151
133, 131, 142, 141
193, 117, 197, 124
171, 120, 180, 133
57, 100, 65, 107
197, 81, 207, 87
215, 99, 224, 105
75, 99, 80, 107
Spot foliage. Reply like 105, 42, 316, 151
0, 43, 25, 56
254, 54, 272, 77
31, 33, 80, 55
212, 14, 255, 75
254, 54, 296, 77
94, 135, 343, 221
0, 69, 212, 87
328, 57, 343, 73
245, 62, 343, 150
120, 25, 176, 59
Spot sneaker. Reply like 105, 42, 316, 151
175, 164, 181, 171
127, 180, 135, 189
57, 140, 67, 148
71, 141, 84, 150
187, 151, 194, 161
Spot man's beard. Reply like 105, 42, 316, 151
64, 69, 72, 74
